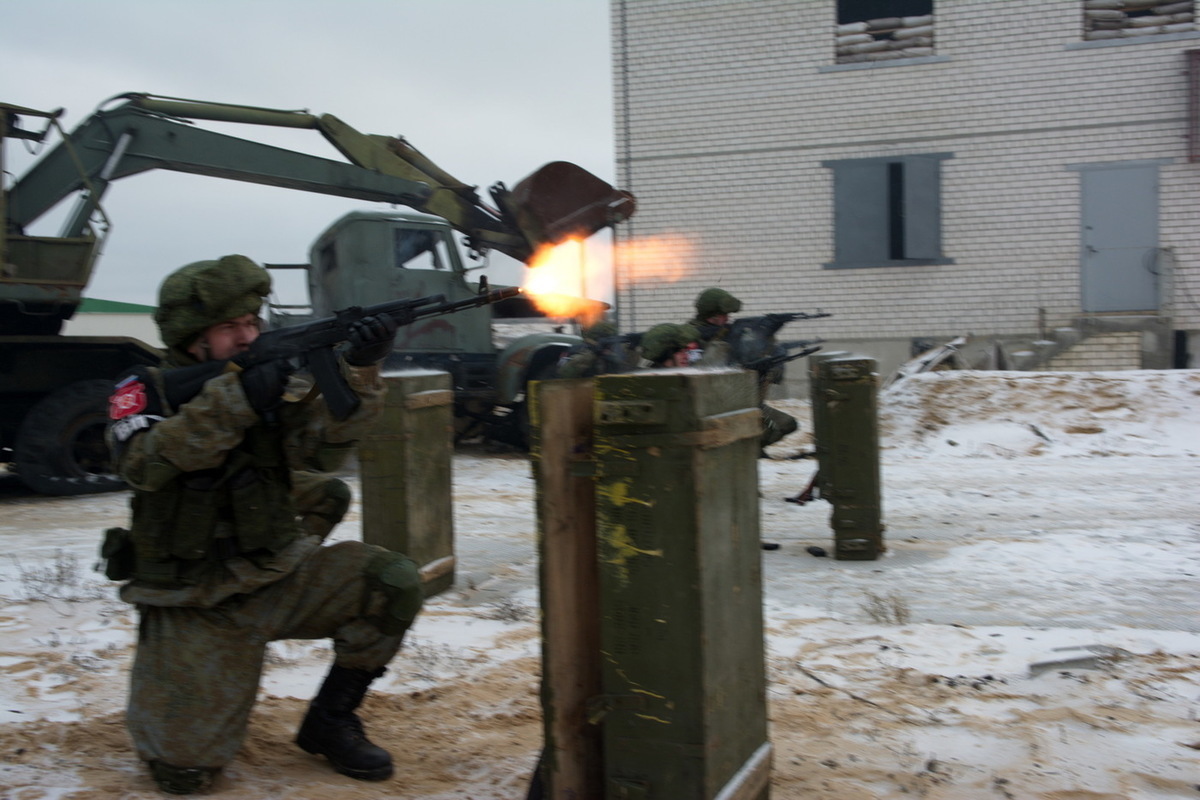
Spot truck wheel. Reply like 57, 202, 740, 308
513, 362, 561, 447
13, 379, 126, 496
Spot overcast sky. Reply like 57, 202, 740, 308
4, 0, 615, 306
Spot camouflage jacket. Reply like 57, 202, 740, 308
109, 358, 386, 608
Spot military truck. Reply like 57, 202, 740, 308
265, 207, 593, 442
1, 93, 633, 494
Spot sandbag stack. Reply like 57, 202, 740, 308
1083, 0, 1195, 40
835, 14, 934, 64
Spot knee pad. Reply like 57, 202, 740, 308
298, 477, 352, 539
312, 478, 352, 527
322, 478, 353, 520
363, 549, 423, 635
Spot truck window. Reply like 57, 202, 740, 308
394, 228, 450, 270
317, 242, 338, 277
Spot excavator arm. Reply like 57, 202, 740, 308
6, 93, 634, 264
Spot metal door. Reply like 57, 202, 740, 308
1080, 162, 1160, 312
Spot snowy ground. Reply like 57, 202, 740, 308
0, 369, 1198, 799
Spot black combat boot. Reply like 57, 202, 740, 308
149, 761, 219, 795
296, 665, 393, 781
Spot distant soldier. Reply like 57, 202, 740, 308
688, 287, 741, 366
689, 286, 742, 342
687, 288, 798, 451
639, 323, 701, 368
556, 320, 637, 379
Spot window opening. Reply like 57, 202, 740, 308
836, 0, 934, 64
393, 228, 451, 270
887, 162, 906, 260
311, 242, 341, 318
1189, 50, 1200, 162
317, 242, 338, 279
1083, 0, 1195, 42
822, 152, 952, 269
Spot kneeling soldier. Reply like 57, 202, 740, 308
103, 255, 423, 794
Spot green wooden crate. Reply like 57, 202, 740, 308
808, 353, 884, 560
592, 369, 770, 800
359, 371, 456, 596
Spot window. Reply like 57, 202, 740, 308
822, 153, 952, 268
1190, 50, 1200, 162
1083, 0, 1195, 42
393, 228, 452, 270
836, 0, 934, 64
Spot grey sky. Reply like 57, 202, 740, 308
5, 0, 615, 306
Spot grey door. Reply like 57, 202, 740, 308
1079, 163, 1160, 312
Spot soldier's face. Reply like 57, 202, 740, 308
663, 350, 691, 368
189, 313, 262, 361
706, 313, 730, 326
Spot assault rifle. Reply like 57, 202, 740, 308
555, 331, 642, 378
593, 331, 643, 374
742, 338, 825, 374
728, 310, 832, 341
161, 284, 520, 419
726, 310, 831, 372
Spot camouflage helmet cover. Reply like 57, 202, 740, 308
155, 255, 271, 348
581, 321, 617, 343
695, 287, 742, 319
641, 323, 700, 365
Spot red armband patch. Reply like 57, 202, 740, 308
110, 376, 148, 420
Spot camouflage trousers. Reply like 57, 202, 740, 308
127, 541, 420, 769
761, 404, 798, 448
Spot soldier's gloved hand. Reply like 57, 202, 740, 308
239, 359, 293, 416
345, 314, 399, 366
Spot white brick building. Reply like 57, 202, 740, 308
609, 0, 1200, 390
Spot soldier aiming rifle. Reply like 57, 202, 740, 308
687, 288, 831, 451
101, 254, 513, 794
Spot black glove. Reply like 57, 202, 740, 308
239, 359, 293, 416
345, 314, 399, 366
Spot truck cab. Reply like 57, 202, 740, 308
271, 210, 580, 442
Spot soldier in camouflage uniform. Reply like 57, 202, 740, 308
103, 255, 422, 794
556, 320, 641, 378
639, 323, 701, 368
687, 287, 798, 450
687, 287, 742, 361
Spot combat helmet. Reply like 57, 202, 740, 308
155, 255, 272, 350
581, 321, 617, 344
694, 287, 742, 320
640, 323, 700, 365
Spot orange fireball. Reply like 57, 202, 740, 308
521, 232, 697, 326
523, 237, 608, 325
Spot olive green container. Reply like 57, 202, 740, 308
530, 377, 605, 798
808, 352, 885, 560
359, 371, 456, 597
592, 369, 770, 800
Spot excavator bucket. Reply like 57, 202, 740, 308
500, 162, 636, 254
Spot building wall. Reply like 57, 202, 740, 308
610, 0, 1200, 386
1045, 331, 1143, 371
